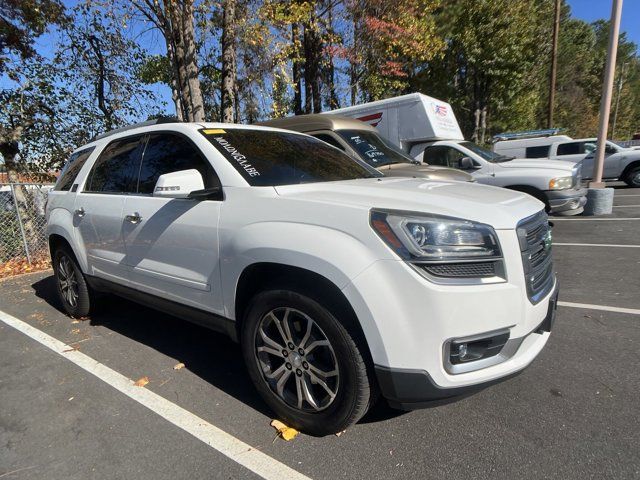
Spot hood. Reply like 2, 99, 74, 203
378, 162, 474, 182
274, 177, 542, 229
497, 158, 576, 172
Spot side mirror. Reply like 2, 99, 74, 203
153, 169, 204, 199
458, 157, 475, 170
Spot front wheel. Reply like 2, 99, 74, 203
241, 289, 374, 436
624, 166, 640, 187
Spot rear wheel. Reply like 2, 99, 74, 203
624, 166, 640, 187
241, 289, 373, 436
53, 247, 93, 318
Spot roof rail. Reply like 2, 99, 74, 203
492, 128, 564, 142
92, 117, 181, 142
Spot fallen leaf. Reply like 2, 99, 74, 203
335, 430, 346, 437
71, 328, 81, 334
270, 419, 299, 441
173, 362, 185, 370
134, 376, 149, 387
71, 320, 80, 324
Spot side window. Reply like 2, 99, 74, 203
422, 146, 450, 167
556, 142, 584, 156
423, 146, 465, 168
55, 147, 95, 191
312, 133, 345, 151
525, 145, 550, 158
85, 136, 144, 193
137, 133, 218, 194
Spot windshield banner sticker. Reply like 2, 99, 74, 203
206, 133, 261, 178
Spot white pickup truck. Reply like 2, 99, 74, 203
494, 135, 640, 187
329, 93, 588, 215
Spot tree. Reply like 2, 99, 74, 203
0, 0, 66, 72
130, 0, 205, 121
56, 3, 161, 134
221, 0, 238, 122
412, 0, 550, 142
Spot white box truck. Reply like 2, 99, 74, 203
328, 93, 587, 215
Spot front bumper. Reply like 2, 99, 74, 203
341, 228, 557, 408
375, 285, 558, 409
545, 187, 587, 215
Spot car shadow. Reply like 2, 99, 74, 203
31, 275, 466, 426
31, 275, 272, 417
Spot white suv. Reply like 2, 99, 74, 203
46, 120, 558, 436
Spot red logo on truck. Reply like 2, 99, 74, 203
356, 112, 383, 127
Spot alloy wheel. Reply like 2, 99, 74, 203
57, 255, 79, 308
255, 307, 339, 412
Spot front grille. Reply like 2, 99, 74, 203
422, 261, 496, 278
517, 210, 554, 303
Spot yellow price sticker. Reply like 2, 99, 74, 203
202, 128, 226, 134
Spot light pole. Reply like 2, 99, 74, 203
611, 61, 628, 140
591, 0, 623, 187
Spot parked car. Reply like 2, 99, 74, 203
47, 119, 558, 435
257, 114, 474, 182
328, 93, 588, 215
494, 134, 640, 187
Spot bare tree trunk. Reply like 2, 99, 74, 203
291, 23, 303, 115
303, 24, 313, 114
181, 0, 204, 121
472, 104, 481, 143
87, 35, 114, 129
221, 0, 237, 123
480, 106, 487, 144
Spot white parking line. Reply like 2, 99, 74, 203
0, 309, 311, 480
558, 301, 640, 316
552, 217, 640, 221
613, 205, 640, 208
554, 243, 640, 248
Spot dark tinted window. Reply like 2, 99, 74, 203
201, 128, 379, 186
525, 145, 550, 158
422, 146, 465, 168
85, 136, 143, 193
137, 134, 217, 194
312, 133, 345, 151
556, 142, 584, 156
55, 147, 95, 191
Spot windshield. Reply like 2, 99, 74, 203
336, 130, 413, 168
460, 141, 512, 162
201, 128, 380, 186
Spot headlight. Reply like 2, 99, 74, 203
370, 209, 505, 283
548, 176, 573, 190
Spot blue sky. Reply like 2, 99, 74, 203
567, 0, 639, 49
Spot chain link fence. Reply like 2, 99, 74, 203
0, 183, 55, 265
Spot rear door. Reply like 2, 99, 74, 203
74, 135, 144, 284
122, 132, 223, 312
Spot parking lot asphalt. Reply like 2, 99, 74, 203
1, 186, 639, 480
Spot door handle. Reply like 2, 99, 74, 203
74, 207, 85, 217
124, 212, 142, 224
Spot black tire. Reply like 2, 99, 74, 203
53, 247, 93, 318
624, 166, 640, 187
241, 289, 374, 436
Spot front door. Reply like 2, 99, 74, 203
74, 134, 145, 284
122, 132, 223, 313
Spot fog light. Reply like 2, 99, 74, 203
449, 332, 510, 365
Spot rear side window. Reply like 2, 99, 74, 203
312, 133, 345, 151
525, 145, 550, 158
556, 142, 585, 156
137, 133, 218, 194
85, 136, 144, 193
200, 128, 379, 186
54, 147, 95, 191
